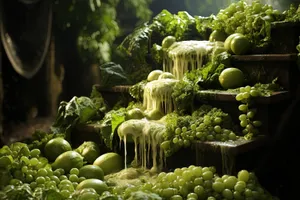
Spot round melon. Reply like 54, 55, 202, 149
219, 68, 245, 89
93, 153, 123, 175
79, 165, 104, 180
44, 137, 72, 161
224, 33, 243, 53
76, 179, 108, 195
52, 151, 84, 173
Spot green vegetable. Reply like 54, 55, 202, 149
98, 62, 130, 88
75, 141, 101, 164
99, 108, 127, 150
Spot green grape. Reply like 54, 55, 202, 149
245, 188, 253, 197
166, 172, 177, 182
20, 156, 30, 165
46, 169, 53, 176
247, 111, 255, 119
174, 168, 183, 176
224, 176, 238, 189
242, 92, 250, 99
209, 166, 216, 174
222, 188, 233, 199
238, 104, 248, 112
212, 181, 225, 192
242, 128, 249, 135
78, 176, 86, 182
70, 168, 79, 175
37, 169, 48, 177
161, 188, 178, 198
29, 158, 39, 166
214, 125, 222, 133
183, 140, 191, 147
239, 114, 247, 121
161, 141, 171, 150
173, 137, 179, 144
36, 176, 46, 184
45, 177, 50, 181
199, 123, 206, 129
250, 89, 260, 97
21, 166, 28, 173
214, 117, 222, 125
235, 93, 244, 101
194, 177, 203, 186
26, 174, 34, 183
192, 167, 202, 177
50, 175, 60, 184
179, 185, 189, 197
228, 132, 237, 140
240, 120, 248, 127
202, 171, 213, 180
30, 149, 41, 158
244, 86, 251, 92
53, 169, 61, 177
204, 119, 211, 125
57, 168, 65, 175
233, 191, 244, 200
175, 128, 181, 135
253, 121, 262, 127
60, 175, 68, 181
238, 170, 250, 182
182, 170, 193, 181
30, 181, 37, 189
194, 185, 205, 196
170, 195, 183, 200
190, 124, 197, 131
207, 135, 214, 141
234, 181, 246, 192
182, 127, 187, 133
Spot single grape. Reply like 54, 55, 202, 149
240, 120, 248, 127
224, 176, 238, 189
238, 104, 248, 112
239, 114, 247, 121
187, 193, 198, 199
29, 158, 39, 166
253, 120, 262, 127
238, 170, 250, 182
50, 175, 60, 184
175, 128, 181, 135
30, 149, 41, 158
37, 169, 48, 177
60, 175, 68, 181
247, 111, 255, 119
222, 188, 233, 199
228, 132, 237, 140
207, 197, 216, 200
212, 181, 225, 192
242, 92, 250, 99
214, 117, 222, 125
194, 185, 205, 196
173, 137, 179, 144
250, 89, 260, 97
70, 168, 79, 175
194, 177, 203, 185
36, 176, 46, 185
190, 124, 197, 131
236, 93, 244, 101
214, 125, 222, 133
203, 171, 213, 180
182, 127, 187, 133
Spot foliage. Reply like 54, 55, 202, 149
52, 0, 153, 65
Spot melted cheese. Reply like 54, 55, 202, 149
163, 40, 224, 79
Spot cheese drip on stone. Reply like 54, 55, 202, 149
163, 40, 224, 80
143, 79, 179, 114
118, 119, 166, 172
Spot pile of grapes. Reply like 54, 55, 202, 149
122, 165, 275, 200
0, 143, 116, 199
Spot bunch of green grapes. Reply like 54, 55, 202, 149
235, 85, 264, 139
213, 0, 283, 47
122, 165, 274, 200
0, 143, 88, 199
161, 107, 238, 155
